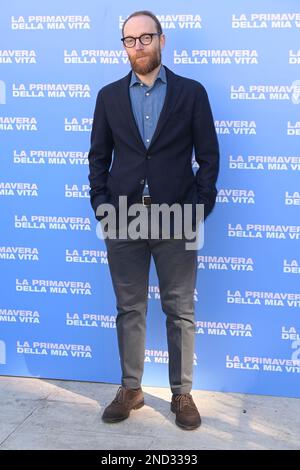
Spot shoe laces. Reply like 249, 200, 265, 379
112, 386, 124, 404
174, 393, 194, 411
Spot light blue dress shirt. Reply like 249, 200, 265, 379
129, 64, 167, 196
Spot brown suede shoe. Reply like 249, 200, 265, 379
171, 393, 201, 430
102, 386, 144, 423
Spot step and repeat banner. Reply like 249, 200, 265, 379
0, 0, 299, 398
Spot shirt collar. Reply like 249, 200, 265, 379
130, 64, 166, 87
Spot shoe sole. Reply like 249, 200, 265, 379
102, 400, 145, 423
174, 419, 201, 430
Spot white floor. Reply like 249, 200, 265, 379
0, 376, 299, 450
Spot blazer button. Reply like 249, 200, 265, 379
147, 156, 151, 160
140, 179, 145, 184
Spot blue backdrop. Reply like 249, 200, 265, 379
1, 0, 300, 398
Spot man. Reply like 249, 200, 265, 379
88, 10, 219, 430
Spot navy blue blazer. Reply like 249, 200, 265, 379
88, 65, 219, 222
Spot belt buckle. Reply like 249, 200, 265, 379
142, 195, 151, 206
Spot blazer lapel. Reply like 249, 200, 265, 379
120, 70, 147, 152
148, 66, 181, 150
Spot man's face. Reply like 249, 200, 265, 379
123, 15, 165, 75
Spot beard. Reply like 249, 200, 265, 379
129, 48, 161, 75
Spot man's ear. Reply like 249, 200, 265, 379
160, 33, 166, 49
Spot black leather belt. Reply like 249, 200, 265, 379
142, 195, 151, 206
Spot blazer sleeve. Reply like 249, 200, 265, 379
88, 89, 114, 220
192, 85, 219, 220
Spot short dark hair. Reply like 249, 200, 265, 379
122, 10, 163, 37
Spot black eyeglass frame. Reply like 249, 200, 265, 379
121, 32, 162, 48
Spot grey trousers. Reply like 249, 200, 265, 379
103, 209, 198, 394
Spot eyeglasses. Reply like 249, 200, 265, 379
121, 33, 161, 48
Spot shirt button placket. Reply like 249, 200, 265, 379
145, 90, 151, 146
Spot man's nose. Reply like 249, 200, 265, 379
135, 39, 144, 50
